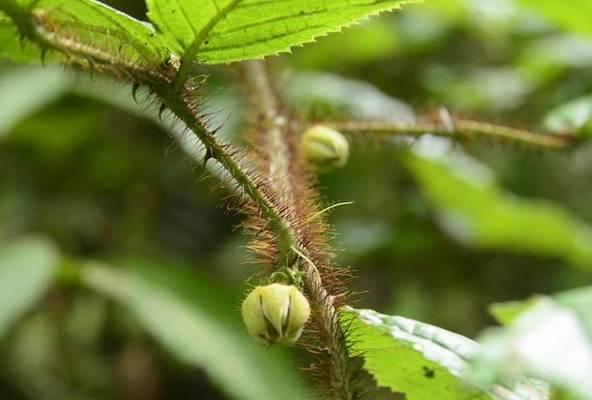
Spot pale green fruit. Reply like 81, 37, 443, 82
241, 283, 311, 346
301, 125, 349, 169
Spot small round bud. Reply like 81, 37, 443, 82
301, 125, 349, 169
241, 283, 311, 346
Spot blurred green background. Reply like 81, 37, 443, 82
2, 0, 592, 399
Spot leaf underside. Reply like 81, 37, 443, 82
344, 308, 548, 400
0, 237, 58, 339
0, 11, 44, 62
0, 0, 172, 81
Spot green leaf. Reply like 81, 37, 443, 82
0, 236, 59, 339
405, 150, 592, 268
544, 94, 592, 139
474, 288, 592, 400
146, 0, 418, 64
518, 0, 592, 37
344, 307, 546, 399
0, 0, 173, 81
81, 260, 310, 400
0, 11, 46, 63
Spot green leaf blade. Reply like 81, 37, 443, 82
0, 0, 174, 82
0, 11, 45, 63
146, 0, 418, 64
345, 307, 548, 400
344, 307, 489, 399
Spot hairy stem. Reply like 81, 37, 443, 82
327, 119, 576, 149
153, 84, 295, 255
292, 246, 361, 400
245, 61, 361, 400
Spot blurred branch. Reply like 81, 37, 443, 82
326, 119, 577, 149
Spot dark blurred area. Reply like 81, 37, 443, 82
2, 0, 592, 399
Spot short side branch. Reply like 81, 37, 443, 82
327, 119, 576, 149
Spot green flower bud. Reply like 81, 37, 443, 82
241, 283, 311, 346
301, 125, 349, 169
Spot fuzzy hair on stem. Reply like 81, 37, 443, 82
241, 61, 370, 400
326, 118, 577, 149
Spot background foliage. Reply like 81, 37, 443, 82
2, 0, 592, 399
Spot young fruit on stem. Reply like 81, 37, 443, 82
301, 125, 350, 169
241, 283, 311, 346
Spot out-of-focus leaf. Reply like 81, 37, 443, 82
405, 150, 592, 268
518, 37, 592, 87
285, 72, 415, 121
344, 307, 547, 399
0, 236, 59, 339
145, 0, 417, 64
0, 67, 69, 137
473, 288, 592, 400
81, 260, 310, 400
543, 94, 592, 139
489, 296, 546, 326
518, 0, 592, 37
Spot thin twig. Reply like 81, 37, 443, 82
326, 119, 577, 149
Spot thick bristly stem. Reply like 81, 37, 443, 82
243, 61, 299, 259
153, 85, 295, 255
244, 61, 360, 400
291, 246, 359, 400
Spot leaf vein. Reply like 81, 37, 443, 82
200, 23, 326, 54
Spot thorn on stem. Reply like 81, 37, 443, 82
132, 82, 140, 103
203, 147, 215, 167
